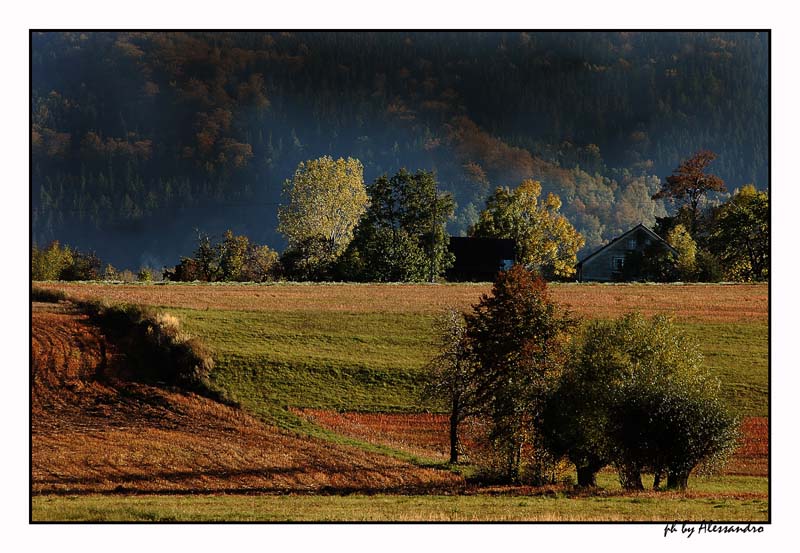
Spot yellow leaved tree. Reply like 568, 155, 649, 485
278, 156, 368, 279
469, 179, 584, 279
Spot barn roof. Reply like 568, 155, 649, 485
577, 223, 678, 268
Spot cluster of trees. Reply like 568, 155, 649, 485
31, 241, 165, 282
649, 151, 769, 282
35, 150, 767, 284
31, 241, 101, 281
426, 265, 738, 489
32, 32, 767, 269
276, 156, 456, 281
274, 156, 586, 281
163, 231, 279, 282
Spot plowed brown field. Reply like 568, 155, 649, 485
31, 302, 463, 495
298, 410, 768, 477
36, 282, 767, 322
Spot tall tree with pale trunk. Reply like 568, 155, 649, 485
278, 156, 368, 278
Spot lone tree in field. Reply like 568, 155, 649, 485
278, 156, 368, 279
469, 179, 584, 279
465, 265, 577, 483
423, 308, 478, 464
652, 150, 726, 234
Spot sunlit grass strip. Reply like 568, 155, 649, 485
32, 487, 768, 522
35, 281, 768, 322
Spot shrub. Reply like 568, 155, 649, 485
541, 312, 739, 490
31, 286, 68, 303
86, 302, 214, 390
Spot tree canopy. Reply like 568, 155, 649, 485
469, 180, 584, 278
652, 150, 727, 233
542, 312, 739, 490
344, 169, 455, 282
464, 265, 577, 482
708, 185, 769, 281
278, 156, 368, 279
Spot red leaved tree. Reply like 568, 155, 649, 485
653, 150, 726, 234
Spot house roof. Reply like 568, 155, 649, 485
577, 223, 678, 267
448, 237, 516, 260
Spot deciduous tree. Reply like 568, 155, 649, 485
708, 185, 769, 281
278, 156, 368, 279
346, 169, 455, 282
469, 180, 584, 279
464, 265, 577, 483
666, 224, 697, 281
423, 308, 478, 464
652, 150, 727, 234
543, 313, 738, 491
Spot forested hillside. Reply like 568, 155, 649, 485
31, 31, 769, 270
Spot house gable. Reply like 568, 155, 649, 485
577, 224, 677, 282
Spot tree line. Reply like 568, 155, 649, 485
32, 151, 768, 283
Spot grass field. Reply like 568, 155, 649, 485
32, 489, 768, 522
31, 282, 769, 522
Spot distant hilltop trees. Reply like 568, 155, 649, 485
32, 32, 768, 267
33, 153, 768, 284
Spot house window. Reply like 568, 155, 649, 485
612, 256, 625, 271
627, 239, 637, 250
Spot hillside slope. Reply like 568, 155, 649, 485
31, 301, 463, 495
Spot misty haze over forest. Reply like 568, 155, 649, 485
31, 31, 769, 270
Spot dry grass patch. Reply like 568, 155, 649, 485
36, 282, 767, 322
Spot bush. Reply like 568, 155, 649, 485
86, 302, 214, 390
541, 312, 739, 490
31, 286, 68, 303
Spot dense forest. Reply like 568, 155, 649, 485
31, 31, 769, 270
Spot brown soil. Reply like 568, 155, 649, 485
299, 409, 769, 478
37, 282, 767, 322
31, 302, 463, 495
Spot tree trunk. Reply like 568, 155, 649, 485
666, 470, 689, 491
618, 464, 644, 490
653, 465, 665, 490
576, 465, 598, 487
449, 411, 459, 465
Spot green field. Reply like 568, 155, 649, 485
32, 479, 768, 522
173, 308, 768, 426
33, 284, 769, 522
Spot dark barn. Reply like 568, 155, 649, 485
576, 224, 677, 282
447, 237, 516, 282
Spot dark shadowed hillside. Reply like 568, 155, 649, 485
31, 31, 769, 269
